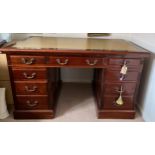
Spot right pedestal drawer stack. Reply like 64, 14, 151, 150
97, 58, 143, 119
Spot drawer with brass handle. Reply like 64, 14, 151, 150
103, 83, 137, 95
9, 56, 46, 65
15, 96, 49, 110
105, 70, 139, 82
48, 56, 107, 67
14, 81, 48, 95
11, 68, 47, 80
102, 96, 134, 110
108, 59, 141, 66
108, 59, 142, 71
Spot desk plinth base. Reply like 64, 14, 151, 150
97, 109, 135, 119
14, 110, 55, 119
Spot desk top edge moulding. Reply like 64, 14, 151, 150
0, 37, 151, 119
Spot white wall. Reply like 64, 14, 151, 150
0, 33, 11, 41
42, 33, 87, 38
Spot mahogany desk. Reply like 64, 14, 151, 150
0, 37, 150, 119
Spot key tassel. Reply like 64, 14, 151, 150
116, 94, 124, 106
120, 64, 128, 75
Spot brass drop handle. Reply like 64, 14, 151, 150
21, 58, 35, 65
120, 60, 128, 81
86, 59, 98, 66
56, 58, 69, 65
23, 72, 36, 79
115, 86, 124, 93
25, 86, 37, 92
26, 100, 38, 107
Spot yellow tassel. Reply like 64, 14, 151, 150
116, 95, 124, 106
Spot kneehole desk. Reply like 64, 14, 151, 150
0, 37, 150, 119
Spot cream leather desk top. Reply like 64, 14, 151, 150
10, 36, 147, 52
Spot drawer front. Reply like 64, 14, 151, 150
105, 70, 139, 82
104, 83, 137, 95
12, 68, 47, 81
15, 96, 49, 110
10, 56, 46, 65
48, 56, 107, 67
108, 58, 141, 66
14, 82, 48, 95
102, 96, 134, 110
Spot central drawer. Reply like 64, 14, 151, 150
47, 56, 107, 67
14, 81, 48, 95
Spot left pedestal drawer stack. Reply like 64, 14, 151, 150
8, 55, 59, 119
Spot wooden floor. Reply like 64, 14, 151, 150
0, 83, 144, 122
